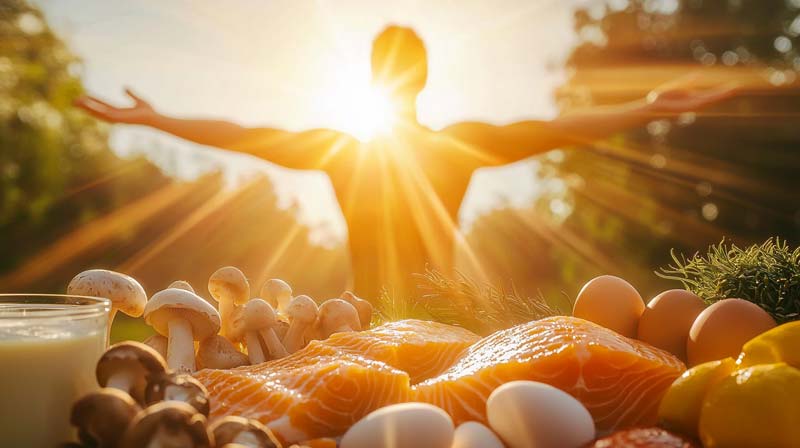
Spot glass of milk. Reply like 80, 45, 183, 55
0, 294, 109, 447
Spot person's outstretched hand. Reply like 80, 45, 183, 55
645, 74, 738, 114
75, 88, 156, 125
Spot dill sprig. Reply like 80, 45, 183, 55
374, 268, 560, 335
657, 238, 800, 324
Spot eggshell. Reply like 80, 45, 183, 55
573, 275, 645, 337
637, 289, 707, 361
487, 380, 595, 448
340, 402, 454, 448
452, 422, 504, 448
687, 298, 777, 366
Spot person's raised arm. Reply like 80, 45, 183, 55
443, 78, 737, 166
76, 89, 355, 171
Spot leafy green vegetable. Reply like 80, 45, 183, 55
658, 238, 800, 324
374, 268, 560, 335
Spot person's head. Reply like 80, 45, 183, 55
371, 26, 427, 110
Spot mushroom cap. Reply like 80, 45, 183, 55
340, 291, 373, 329
286, 295, 319, 324
209, 416, 281, 448
120, 401, 211, 448
169, 280, 195, 293
243, 298, 278, 331
209, 266, 250, 306
145, 372, 211, 417
96, 341, 167, 405
144, 288, 221, 341
318, 299, 361, 337
68, 269, 147, 317
260, 278, 292, 310
70, 388, 141, 448
197, 335, 250, 370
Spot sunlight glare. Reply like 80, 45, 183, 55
342, 85, 397, 142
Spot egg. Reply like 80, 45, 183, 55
687, 298, 777, 366
340, 402, 454, 448
486, 380, 595, 448
573, 275, 645, 337
451, 422, 504, 448
637, 289, 707, 361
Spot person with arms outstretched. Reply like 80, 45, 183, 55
77, 26, 735, 301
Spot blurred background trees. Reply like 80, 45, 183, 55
0, 1, 349, 339
458, 0, 800, 306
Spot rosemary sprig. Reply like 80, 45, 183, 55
657, 238, 800, 324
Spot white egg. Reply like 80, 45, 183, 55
486, 381, 595, 448
340, 402, 454, 448
452, 421, 505, 448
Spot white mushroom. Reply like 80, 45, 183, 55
169, 280, 195, 293
143, 289, 220, 373
208, 266, 250, 340
67, 269, 147, 341
260, 278, 292, 313
340, 291, 373, 330
282, 295, 318, 353
197, 334, 250, 370
316, 299, 361, 340
243, 299, 287, 364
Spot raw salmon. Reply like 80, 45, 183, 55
413, 316, 685, 431
195, 320, 479, 442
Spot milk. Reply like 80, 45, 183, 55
0, 297, 108, 447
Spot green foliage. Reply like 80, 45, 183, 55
375, 268, 560, 336
658, 238, 800, 324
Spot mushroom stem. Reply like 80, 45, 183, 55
106, 370, 136, 392
167, 318, 196, 373
259, 328, 288, 359
245, 332, 267, 364
219, 299, 235, 339
283, 322, 306, 353
106, 308, 118, 344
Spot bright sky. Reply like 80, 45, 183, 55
35, 0, 586, 245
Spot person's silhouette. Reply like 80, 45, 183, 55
77, 25, 735, 300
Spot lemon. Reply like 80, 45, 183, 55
737, 321, 800, 368
699, 363, 800, 448
657, 357, 736, 438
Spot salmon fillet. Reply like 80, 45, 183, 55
195, 319, 479, 442
413, 316, 686, 431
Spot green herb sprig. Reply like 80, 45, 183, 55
658, 238, 800, 324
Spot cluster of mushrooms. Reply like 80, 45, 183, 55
63, 340, 282, 448
63, 266, 374, 447
67, 266, 373, 374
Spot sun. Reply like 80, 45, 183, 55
341, 85, 397, 142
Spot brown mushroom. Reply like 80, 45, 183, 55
67, 269, 147, 342
169, 280, 195, 293
119, 401, 211, 448
96, 341, 168, 405
243, 299, 288, 363
144, 334, 169, 359
145, 371, 211, 417
340, 291, 373, 330
197, 334, 250, 370
316, 299, 361, 339
209, 416, 281, 448
282, 295, 318, 353
70, 388, 140, 448
144, 288, 221, 373
208, 266, 250, 340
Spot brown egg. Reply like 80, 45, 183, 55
637, 289, 707, 362
573, 275, 645, 338
687, 298, 777, 366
